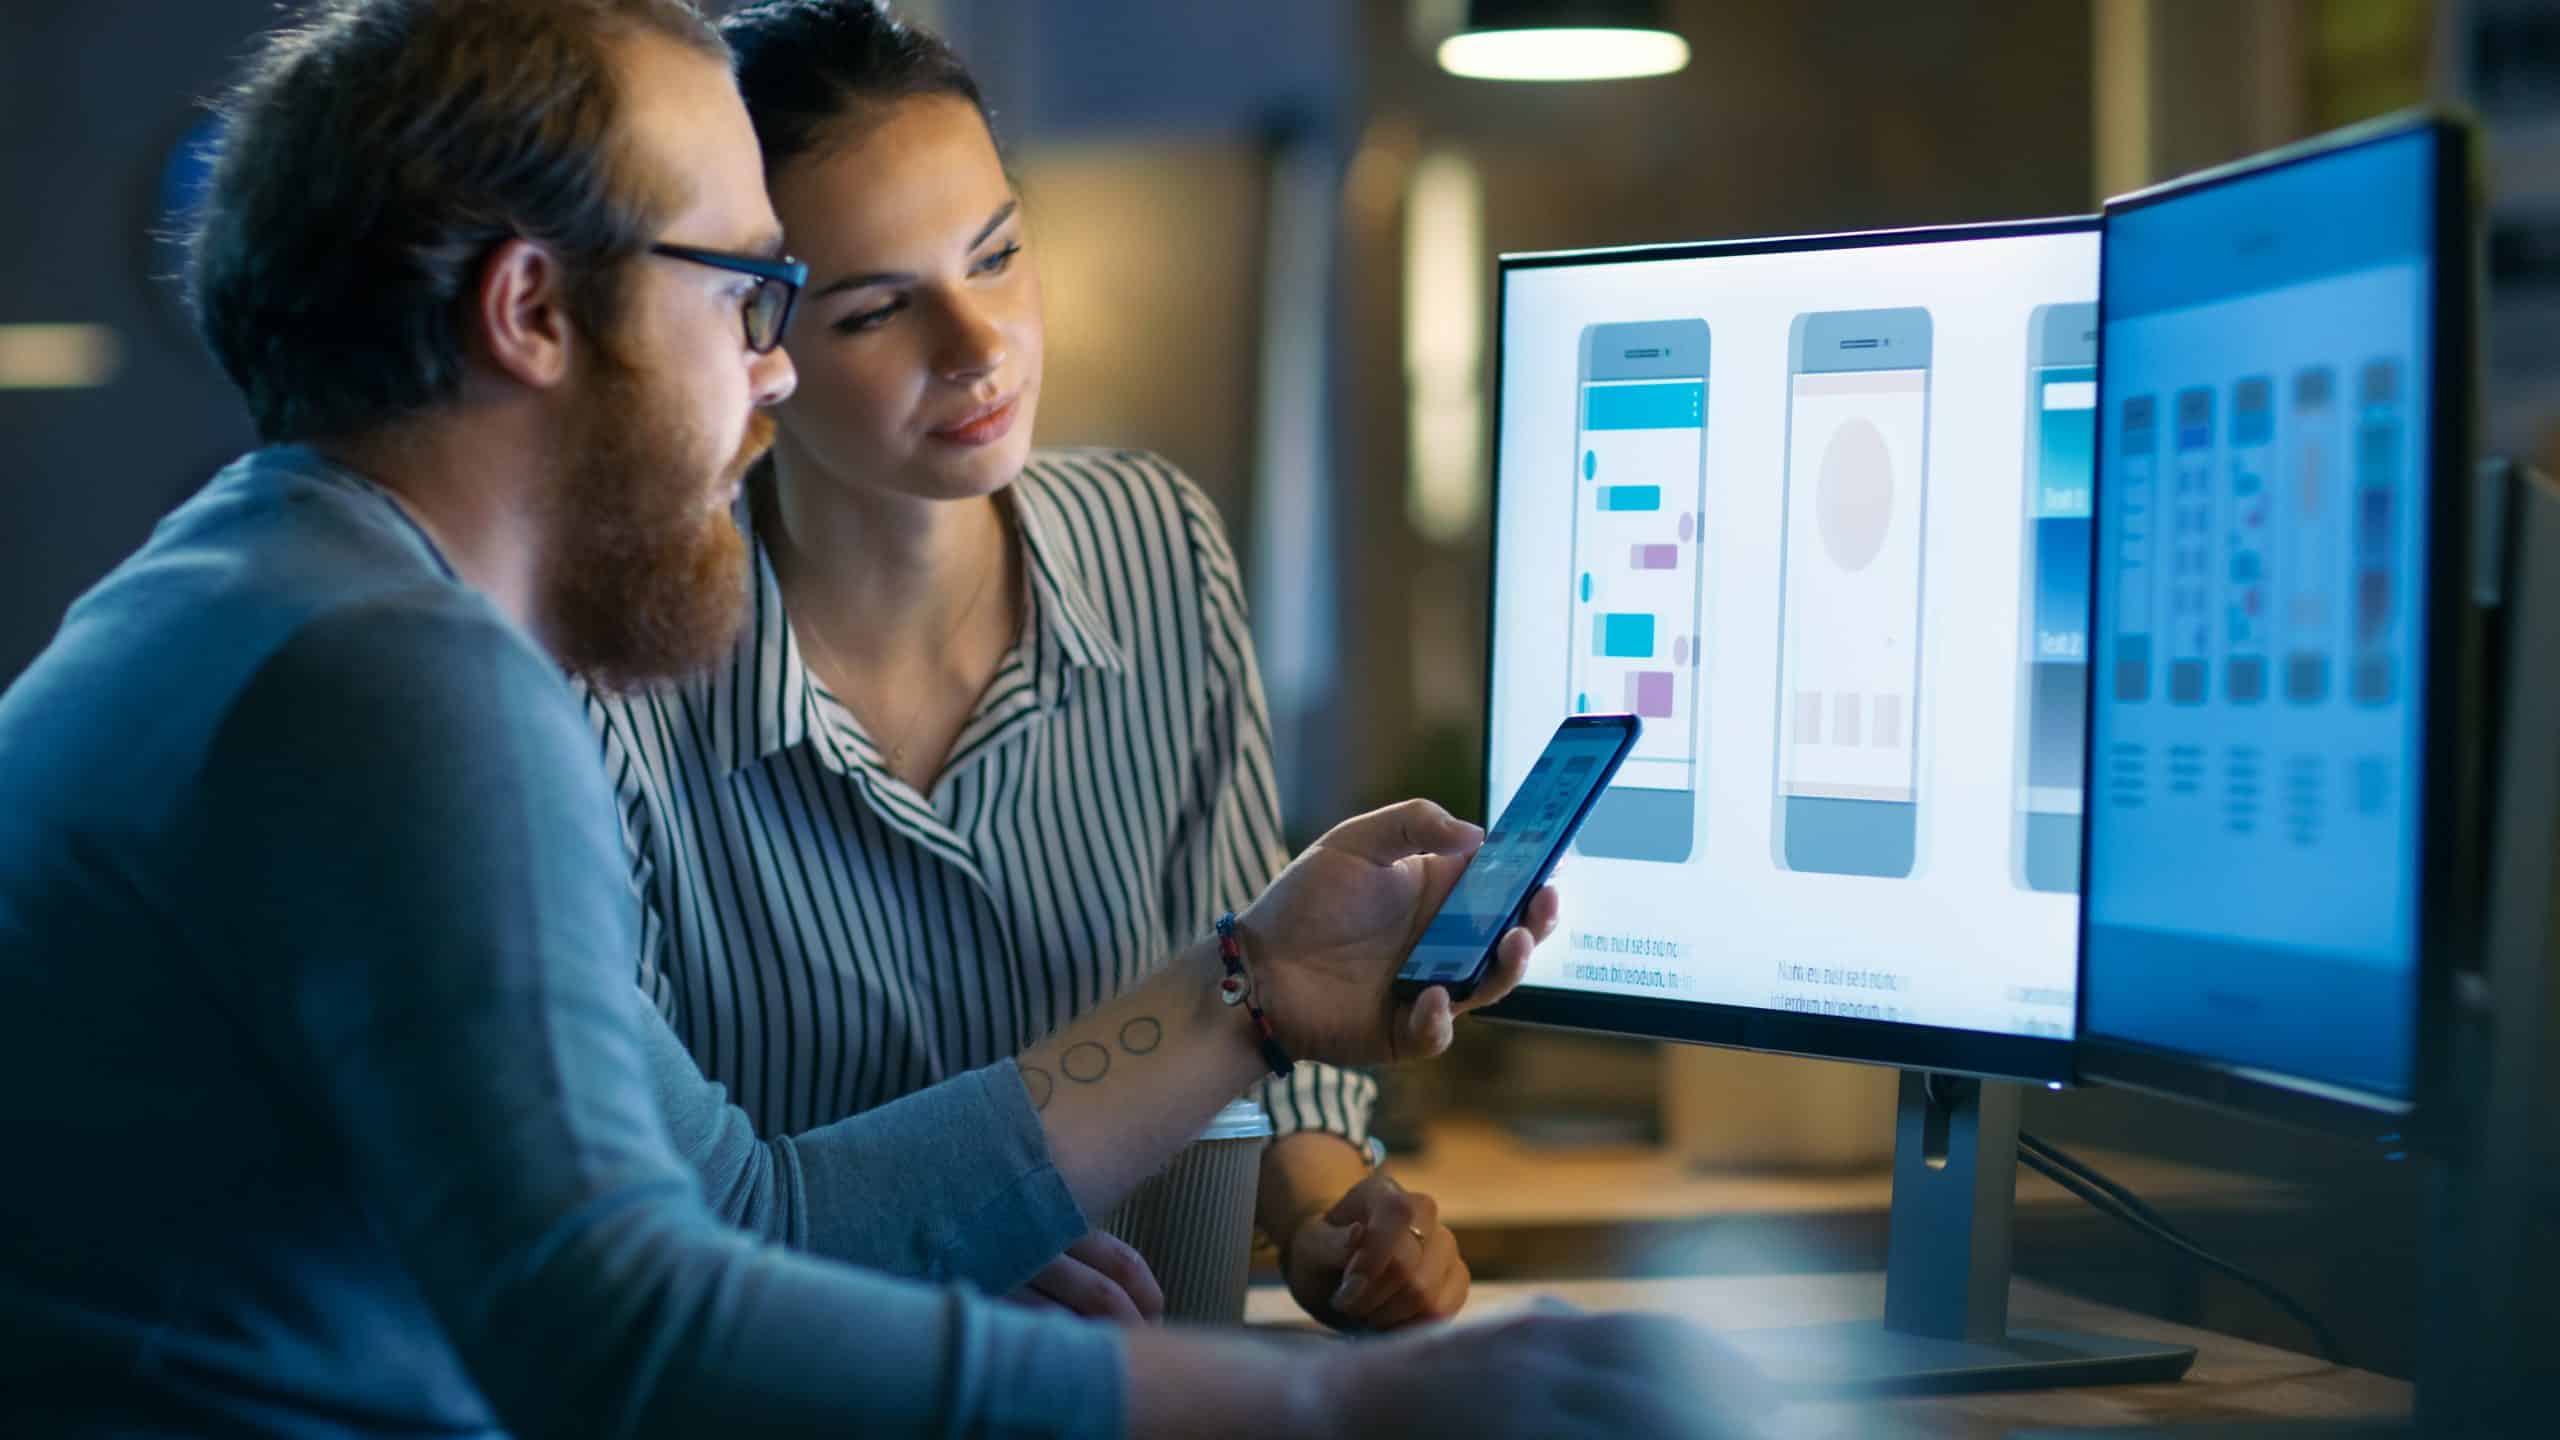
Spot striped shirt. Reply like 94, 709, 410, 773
581, 449, 1376, 1150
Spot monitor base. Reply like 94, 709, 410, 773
1721, 1317, 2196, 1397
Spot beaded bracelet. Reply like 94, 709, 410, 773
1214, 912, 1295, 1079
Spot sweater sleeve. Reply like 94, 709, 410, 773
199, 597, 1122, 1440
583, 688, 1089, 1292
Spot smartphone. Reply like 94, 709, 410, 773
1771, 307, 1932, 879
1566, 319, 1710, 863
2013, 303, 2096, 893
1395, 715, 1641, 1001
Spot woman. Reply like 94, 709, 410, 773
583, 0, 1469, 1330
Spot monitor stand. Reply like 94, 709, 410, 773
1716, 1070, 2197, 1396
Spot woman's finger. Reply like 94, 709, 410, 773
1361, 1230, 1465, 1330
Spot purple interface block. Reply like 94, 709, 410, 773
1631, 543, 1680, 571
1625, 670, 1676, 718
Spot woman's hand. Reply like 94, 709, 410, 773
1003, 1230, 1164, 1325
1281, 1170, 1468, 1331
1238, 799, 1557, 1069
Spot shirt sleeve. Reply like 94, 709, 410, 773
1156, 465, 1379, 1150
194, 595, 1122, 1440
581, 687, 1089, 1294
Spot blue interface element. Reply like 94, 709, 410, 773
1404, 723, 1633, 983
1585, 381, 1705, 430
2085, 129, 2435, 1102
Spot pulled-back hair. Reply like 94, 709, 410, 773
188, 0, 727, 444
721, 0, 993, 180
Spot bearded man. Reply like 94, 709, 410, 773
0, 2, 1765, 1437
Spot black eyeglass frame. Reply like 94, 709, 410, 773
649, 242, 808, 353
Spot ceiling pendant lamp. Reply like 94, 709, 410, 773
1434, 0, 1691, 83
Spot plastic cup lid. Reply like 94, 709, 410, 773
1197, 1098, 1274, 1142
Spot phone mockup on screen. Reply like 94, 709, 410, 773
2014, 303, 2096, 893
1772, 307, 1932, 879
1566, 320, 1709, 863
1396, 715, 1642, 1001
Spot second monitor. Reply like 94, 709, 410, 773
1486, 219, 2099, 1080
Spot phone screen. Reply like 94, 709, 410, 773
1773, 307, 1932, 878
1401, 719, 1638, 987
1567, 320, 1710, 863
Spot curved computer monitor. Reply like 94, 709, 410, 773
1481, 219, 2100, 1084
2076, 114, 2478, 1134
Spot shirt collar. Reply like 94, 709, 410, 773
1008, 479, 1129, 680
715, 476, 1127, 778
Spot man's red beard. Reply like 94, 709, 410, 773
543, 349, 771, 693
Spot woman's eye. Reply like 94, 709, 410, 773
834, 298, 904, 335
974, 242, 1022, 276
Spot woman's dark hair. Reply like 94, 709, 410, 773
187, 0, 727, 444
721, 0, 994, 180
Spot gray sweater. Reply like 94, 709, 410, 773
0, 447, 1122, 1438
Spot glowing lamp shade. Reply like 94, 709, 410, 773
1434, 0, 1690, 82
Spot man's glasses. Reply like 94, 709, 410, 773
649, 243, 808, 354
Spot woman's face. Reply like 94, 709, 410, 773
768, 94, 1042, 506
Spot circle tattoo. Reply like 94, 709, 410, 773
1021, 1065, 1055, 1111
1061, 1041, 1113, 1084
1119, 1016, 1164, 1055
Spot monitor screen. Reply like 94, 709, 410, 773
2083, 128, 2439, 1108
1487, 223, 2098, 1063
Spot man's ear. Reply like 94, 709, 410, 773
467, 237, 577, 389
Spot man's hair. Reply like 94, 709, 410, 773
187, 0, 728, 444
720, 0, 992, 180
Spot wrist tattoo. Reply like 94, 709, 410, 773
1061, 1040, 1112, 1084
1119, 1016, 1163, 1054
1021, 1064, 1055, 1111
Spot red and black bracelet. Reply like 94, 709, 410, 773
1214, 912, 1295, 1079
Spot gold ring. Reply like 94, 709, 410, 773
1407, 1224, 1428, 1243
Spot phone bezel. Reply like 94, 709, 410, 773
1393, 713, 1642, 1003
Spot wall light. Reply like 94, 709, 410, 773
1403, 149, 1487, 544
1433, 0, 1691, 83
0, 324, 124, 391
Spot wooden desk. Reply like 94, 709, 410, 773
1248, 1273, 2412, 1438
1300, 1119, 2417, 1374
1388, 1117, 2293, 1229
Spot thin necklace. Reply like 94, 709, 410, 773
796, 519, 1002, 773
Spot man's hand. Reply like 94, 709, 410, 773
1312, 1310, 1778, 1440
1238, 799, 1558, 1069
1282, 1171, 1468, 1331
1002, 1231, 1164, 1325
